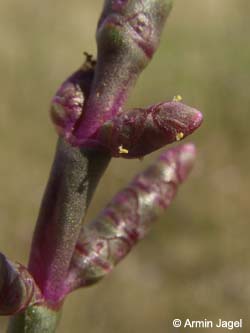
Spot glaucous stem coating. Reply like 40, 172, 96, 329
28, 138, 110, 306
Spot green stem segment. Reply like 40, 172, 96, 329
8, 305, 60, 333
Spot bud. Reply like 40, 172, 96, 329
66, 143, 196, 290
50, 55, 95, 142
93, 101, 203, 158
0, 254, 41, 315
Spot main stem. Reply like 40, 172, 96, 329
8, 138, 110, 332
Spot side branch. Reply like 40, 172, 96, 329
66, 143, 196, 292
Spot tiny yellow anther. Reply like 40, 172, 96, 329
176, 132, 184, 141
118, 145, 129, 154
173, 95, 183, 102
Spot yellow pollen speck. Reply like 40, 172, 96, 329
176, 132, 184, 141
118, 145, 129, 154
173, 95, 183, 102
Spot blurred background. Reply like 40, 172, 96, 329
0, 0, 249, 332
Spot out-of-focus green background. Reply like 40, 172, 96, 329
0, 0, 249, 332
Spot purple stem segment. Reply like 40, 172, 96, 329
66, 143, 196, 292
